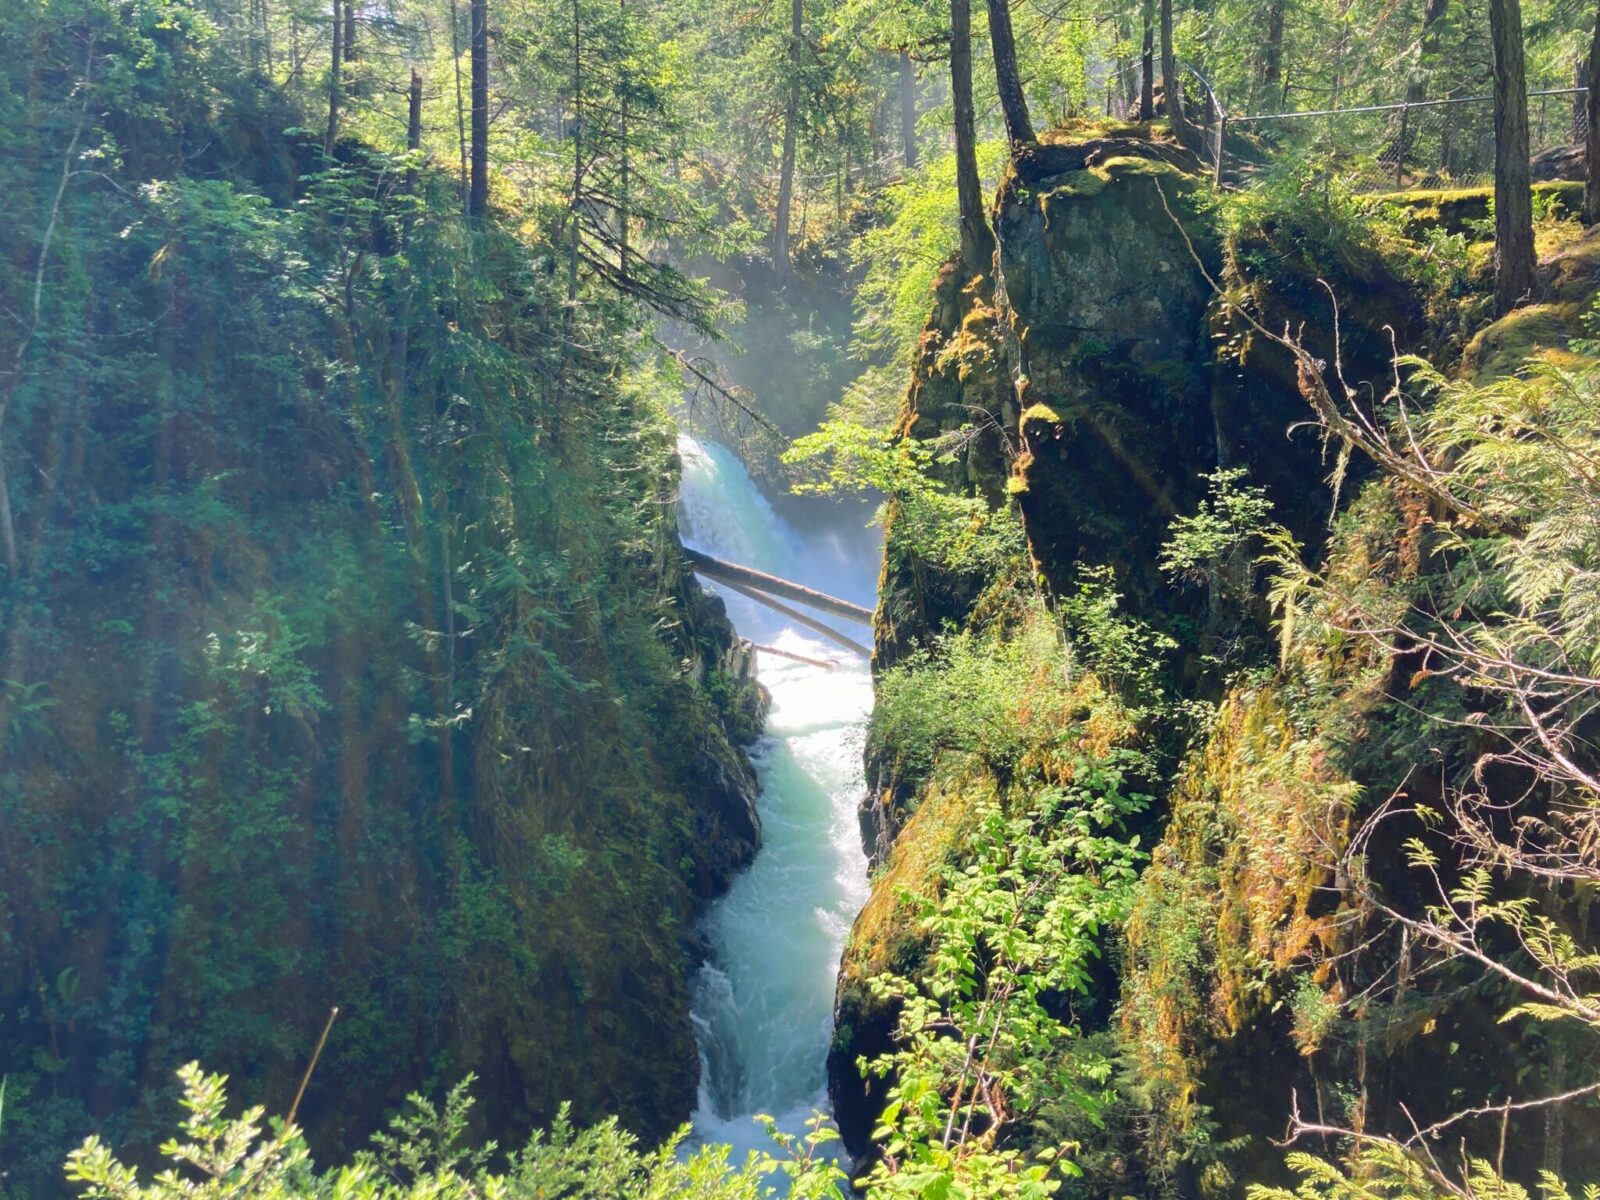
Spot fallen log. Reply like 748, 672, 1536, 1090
709, 575, 872, 658
683, 547, 873, 624
751, 643, 839, 670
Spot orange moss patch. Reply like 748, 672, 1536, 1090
842, 770, 996, 985
1122, 686, 1359, 1088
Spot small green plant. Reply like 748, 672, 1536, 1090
1284, 974, 1341, 1054
2, 679, 59, 744
1159, 468, 1275, 590
1058, 564, 1177, 704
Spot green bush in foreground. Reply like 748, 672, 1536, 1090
60, 1065, 848, 1200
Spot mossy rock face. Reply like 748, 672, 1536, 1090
0, 93, 769, 1188
871, 264, 1011, 692
852, 123, 1600, 1195
1120, 686, 1357, 1193
1455, 225, 1600, 381
1001, 137, 1425, 620
828, 771, 994, 1159
1000, 147, 1221, 612
1461, 301, 1587, 380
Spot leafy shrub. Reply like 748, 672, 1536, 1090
869, 597, 1076, 796
784, 420, 1027, 575
61, 1065, 850, 1200
860, 764, 1149, 1199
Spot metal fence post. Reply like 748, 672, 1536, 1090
1395, 101, 1410, 190
1214, 114, 1227, 187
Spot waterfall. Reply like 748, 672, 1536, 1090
676, 434, 877, 1166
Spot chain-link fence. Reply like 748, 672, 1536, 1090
1220, 87, 1587, 193
1117, 58, 1587, 194
1113, 60, 1232, 182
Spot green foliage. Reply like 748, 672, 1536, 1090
1404, 355, 1600, 672
869, 598, 1077, 795
784, 420, 1027, 574
1208, 156, 1431, 293
850, 141, 1009, 374
0, 0, 775, 1186
61, 1066, 850, 1199
1057, 566, 1177, 700
1159, 468, 1275, 587
1251, 1146, 1596, 1200
859, 767, 1149, 1199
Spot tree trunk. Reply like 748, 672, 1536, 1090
325, 0, 342, 155
1161, 0, 1195, 145
1489, 0, 1534, 312
1574, 57, 1589, 145
449, 0, 468, 207
618, 0, 630, 280
1586, 3, 1600, 224
773, 0, 802, 281
985, 0, 1035, 147
1116, 14, 1135, 114
406, 68, 422, 196
468, 0, 488, 218
1261, 0, 1284, 106
1140, 0, 1155, 120
900, 51, 918, 169
841, 98, 853, 219
1, 39, 95, 581
566, 0, 581, 317
1405, 0, 1449, 107
343, 0, 356, 66
951, 0, 995, 279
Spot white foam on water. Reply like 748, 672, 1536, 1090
677, 435, 877, 1174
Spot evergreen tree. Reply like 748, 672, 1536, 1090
1490, 0, 1534, 312
950, 0, 993, 279
985, 0, 1034, 148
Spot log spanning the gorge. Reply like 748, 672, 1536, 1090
683, 548, 873, 658
752, 643, 838, 670
713, 576, 872, 658
683, 549, 873, 623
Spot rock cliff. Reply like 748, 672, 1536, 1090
831, 124, 1600, 1191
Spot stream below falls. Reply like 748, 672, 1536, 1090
676, 434, 879, 1165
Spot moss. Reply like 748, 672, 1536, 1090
1045, 168, 1109, 199
1095, 153, 1197, 182
1037, 118, 1150, 145
1462, 301, 1588, 381
1386, 180, 1582, 236
1119, 686, 1359, 1192
845, 769, 995, 983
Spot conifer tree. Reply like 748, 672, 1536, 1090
1490, 0, 1534, 311
985, 0, 1034, 148
950, 0, 993, 279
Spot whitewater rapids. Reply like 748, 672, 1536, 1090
676, 434, 877, 1167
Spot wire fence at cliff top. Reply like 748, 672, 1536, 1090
1200, 82, 1588, 194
